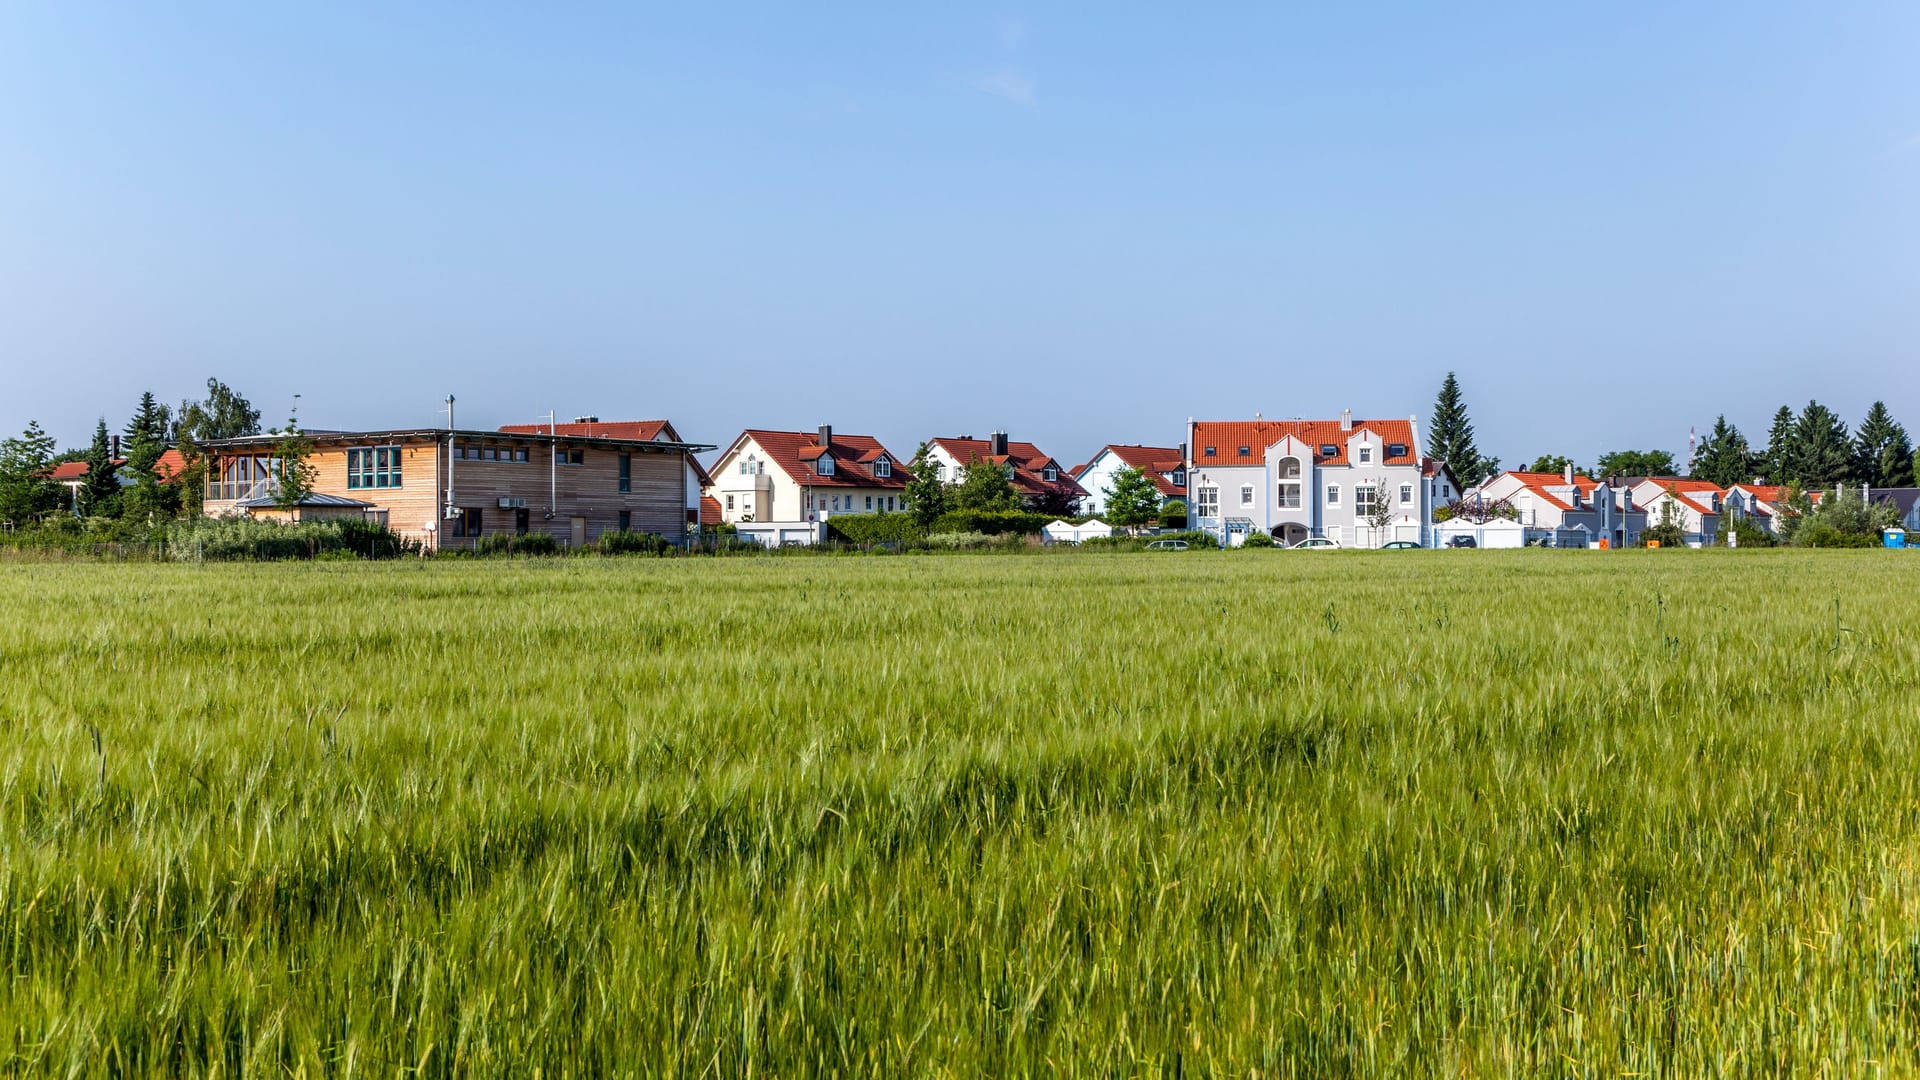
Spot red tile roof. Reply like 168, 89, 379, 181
50, 451, 195, 484
1189, 419, 1417, 468
49, 460, 99, 481
931, 437, 1087, 500
499, 419, 677, 442
699, 495, 722, 525
738, 429, 909, 489
1078, 444, 1188, 498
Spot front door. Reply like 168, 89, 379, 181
570, 516, 587, 548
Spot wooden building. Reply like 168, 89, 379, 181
201, 427, 712, 551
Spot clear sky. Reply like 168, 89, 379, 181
3, 3, 1915, 471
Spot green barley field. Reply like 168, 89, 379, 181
4, 549, 1920, 1075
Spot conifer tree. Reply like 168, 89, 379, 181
1690, 415, 1753, 488
1791, 400, 1852, 489
1852, 401, 1911, 489
79, 419, 121, 517
1762, 406, 1796, 485
1428, 372, 1489, 484
0, 421, 61, 524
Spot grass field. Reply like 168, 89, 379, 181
4, 549, 1919, 1075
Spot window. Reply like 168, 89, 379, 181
1319, 444, 1338, 458
1325, 484, 1340, 507
1196, 485, 1219, 518
1358, 446, 1372, 465
874, 456, 891, 478
618, 453, 631, 493
935, 462, 947, 480
817, 455, 835, 476
865, 496, 873, 509
1237, 446, 1250, 457
725, 494, 735, 511
347, 446, 404, 489
556, 449, 583, 466
618, 510, 631, 531
1172, 469, 1185, 486
1203, 446, 1216, 457
739, 459, 750, 475
1277, 457, 1301, 480
454, 508, 483, 537
1277, 483, 1302, 509
1399, 483, 1414, 505
516, 448, 529, 462
1042, 465, 1058, 482
515, 508, 530, 535
1355, 484, 1379, 515
1240, 484, 1255, 507
1387, 442, 1407, 458
817, 498, 827, 511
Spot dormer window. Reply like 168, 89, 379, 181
1042, 465, 1058, 482
1237, 446, 1251, 457
874, 456, 891, 478
1357, 446, 1373, 465
1319, 444, 1338, 458
1172, 469, 1185, 485
1387, 442, 1408, 458
1204, 446, 1216, 457
816, 455, 835, 476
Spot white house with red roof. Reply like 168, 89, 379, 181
924, 433, 1087, 514
1724, 484, 1824, 537
1471, 468, 1645, 548
1071, 443, 1188, 517
1184, 411, 1443, 547
499, 418, 710, 529
1627, 478, 1724, 547
707, 426, 910, 539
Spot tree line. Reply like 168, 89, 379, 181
0, 378, 261, 525
1429, 372, 1915, 491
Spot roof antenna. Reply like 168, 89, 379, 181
444, 394, 456, 430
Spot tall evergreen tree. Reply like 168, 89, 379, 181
1428, 372, 1489, 484
1791, 400, 1852, 489
0, 421, 61, 524
1689, 415, 1753, 488
122, 391, 176, 519
79, 419, 121, 517
1761, 406, 1796, 485
1852, 401, 1912, 489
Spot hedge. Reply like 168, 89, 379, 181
929, 510, 1052, 536
825, 513, 926, 544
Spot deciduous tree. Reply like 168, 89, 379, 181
1103, 466, 1162, 532
0, 421, 61, 524
905, 443, 948, 528
1595, 449, 1677, 479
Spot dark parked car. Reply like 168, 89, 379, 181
1381, 540, 1422, 550
1447, 535, 1477, 548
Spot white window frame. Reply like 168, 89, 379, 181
874, 457, 891, 478
1399, 483, 1413, 505
1325, 484, 1340, 507
1358, 446, 1372, 465
817, 456, 835, 476
1355, 484, 1380, 515
1196, 485, 1220, 518
1240, 484, 1255, 508
1277, 482, 1302, 509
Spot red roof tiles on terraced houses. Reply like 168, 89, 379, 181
1188, 419, 1418, 467
47, 452, 191, 483
1082, 444, 1188, 498
740, 429, 910, 489
931, 437, 1086, 499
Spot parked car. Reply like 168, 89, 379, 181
1447, 535, 1477, 548
1381, 540, 1422, 550
1145, 539, 1189, 551
1291, 537, 1340, 550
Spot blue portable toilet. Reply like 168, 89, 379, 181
1886, 528, 1907, 549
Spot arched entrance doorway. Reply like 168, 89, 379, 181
1274, 523, 1309, 547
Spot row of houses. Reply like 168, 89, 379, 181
62, 407, 1920, 551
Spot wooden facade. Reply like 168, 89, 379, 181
202, 429, 707, 551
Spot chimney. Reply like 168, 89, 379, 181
990, 431, 1008, 457
1178, 441, 1188, 463
1340, 409, 1353, 432
818, 424, 832, 448
1563, 463, 1574, 485
111, 434, 121, 458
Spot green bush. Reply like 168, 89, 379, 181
826, 513, 925, 545
1242, 531, 1277, 548
473, 532, 562, 557
1793, 522, 1876, 549
595, 530, 671, 556
930, 510, 1051, 536
1158, 501, 1187, 529
167, 515, 420, 561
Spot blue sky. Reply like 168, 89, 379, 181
2, 3, 1915, 470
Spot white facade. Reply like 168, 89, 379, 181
1073, 446, 1185, 517
1186, 418, 1440, 548
1041, 519, 1114, 545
